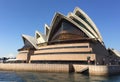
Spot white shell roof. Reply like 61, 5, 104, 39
48, 13, 95, 41
48, 7, 103, 43
67, 13, 98, 39
109, 49, 120, 57
35, 30, 47, 43
21, 7, 105, 49
44, 24, 50, 37
22, 34, 38, 49
73, 7, 103, 42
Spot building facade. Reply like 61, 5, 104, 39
17, 7, 120, 65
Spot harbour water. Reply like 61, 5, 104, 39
0, 71, 120, 82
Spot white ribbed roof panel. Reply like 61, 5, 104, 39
22, 34, 38, 49
74, 7, 103, 42
35, 30, 47, 43
44, 24, 50, 38
67, 13, 98, 39
109, 49, 120, 57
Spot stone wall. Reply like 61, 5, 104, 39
89, 65, 120, 76
31, 54, 95, 61
0, 63, 70, 73
1, 63, 120, 76
16, 50, 29, 61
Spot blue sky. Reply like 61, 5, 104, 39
0, 0, 120, 57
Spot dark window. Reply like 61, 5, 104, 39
36, 33, 40, 39
31, 60, 95, 65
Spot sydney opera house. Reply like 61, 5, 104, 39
16, 7, 120, 65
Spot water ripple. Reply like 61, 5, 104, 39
0, 71, 119, 82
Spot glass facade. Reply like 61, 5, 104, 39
50, 20, 88, 42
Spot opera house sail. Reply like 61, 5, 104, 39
17, 7, 120, 65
